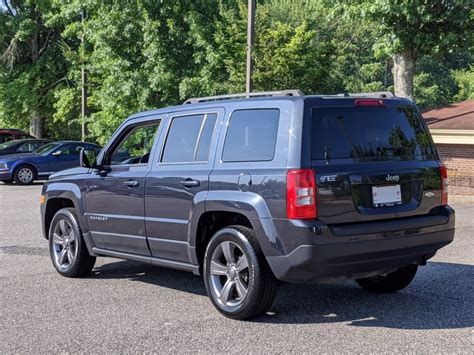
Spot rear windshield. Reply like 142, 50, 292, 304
0, 140, 19, 149
311, 106, 435, 160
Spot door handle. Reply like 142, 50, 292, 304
180, 179, 200, 188
123, 180, 139, 188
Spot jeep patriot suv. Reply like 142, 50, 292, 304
40, 90, 455, 320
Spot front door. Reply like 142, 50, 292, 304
86, 119, 162, 255
50, 143, 83, 172
145, 110, 222, 262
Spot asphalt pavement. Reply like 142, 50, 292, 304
1, 183, 473, 353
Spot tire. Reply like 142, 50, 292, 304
355, 264, 418, 293
14, 165, 36, 185
49, 208, 96, 277
203, 225, 277, 320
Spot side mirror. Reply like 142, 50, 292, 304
52, 150, 62, 156
80, 148, 98, 169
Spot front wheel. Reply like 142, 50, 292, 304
49, 208, 96, 277
14, 165, 36, 185
355, 264, 418, 293
203, 226, 277, 320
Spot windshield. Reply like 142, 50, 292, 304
34, 142, 60, 155
0, 140, 19, 150
311, 106, 436, 160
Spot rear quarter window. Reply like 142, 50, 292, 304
222, 109, 280, 162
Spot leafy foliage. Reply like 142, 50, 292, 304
0, 0, 472, 142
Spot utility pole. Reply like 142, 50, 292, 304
246, 0, 256, 93
81, 10, 88, 142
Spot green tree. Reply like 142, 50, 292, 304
362, 0, 474, 100
0, 0, 68, 138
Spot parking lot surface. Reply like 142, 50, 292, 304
1, 183, 473, 353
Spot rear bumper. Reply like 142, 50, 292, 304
266, 206, 455, 283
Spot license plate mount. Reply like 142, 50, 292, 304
372, 184, 402, 207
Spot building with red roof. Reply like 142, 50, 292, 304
423, 99, 474, 196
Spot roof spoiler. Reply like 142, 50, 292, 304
183, 89, 304, 105
334, 92, 395, 98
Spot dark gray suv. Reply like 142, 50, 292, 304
40, 90, 455, 320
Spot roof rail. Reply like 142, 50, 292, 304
183, 89, 304, 105
335, 91, 395, 98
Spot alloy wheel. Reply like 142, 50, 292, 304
209, 241, 250, 309
17, 167, 33, 183
51, 219, 77, 271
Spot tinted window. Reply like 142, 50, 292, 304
161, 114, 204, 163
35, 142, 61, 155
0, 140, 19, 150
222, 109, 279, 162
86, 144, 101, 154
0, 134, 14, 143
311, 106, 435, 160
17, 142, 35, 152
195, 113, 218, 162
110, 121, 160, 165
60, 144, 83, 156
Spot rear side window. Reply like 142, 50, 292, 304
222, 109, 279, 162
195, 113, 218, 162
17, 142, 39, 152
161, 113, 218, 163
311, 106, 435, 160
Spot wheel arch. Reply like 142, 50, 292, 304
42, 183, 84, 239
44, 197, 76, 239
189, 191, 279, 268
13, 162, 37, 177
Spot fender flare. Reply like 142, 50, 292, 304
43, 182, 85, 234
188, 191, 281, 260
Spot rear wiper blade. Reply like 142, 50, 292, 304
376, 145, 403, 152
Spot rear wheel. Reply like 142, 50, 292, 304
203, 226, 277, 320
14, 165, 36, 185
49, 208, 96, 277
355, 264, 418, 293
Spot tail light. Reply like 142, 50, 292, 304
439, 162, 448, 205
287, 169, 317, 219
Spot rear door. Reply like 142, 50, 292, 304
308, 99, 442, 225
145, 109, 222, 262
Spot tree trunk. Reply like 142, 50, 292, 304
392, 49, 415, 101
29, 33, 45, 138
29, 116, 44, 138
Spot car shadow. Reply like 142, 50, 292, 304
92, 259, 207, 296
91, 260, 473, 330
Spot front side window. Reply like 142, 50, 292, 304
35, 143, 61, 155
110, 121, 160, 165
161, 113, 217, 163
222, 109, 280, 162
59, 144, 83, 156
